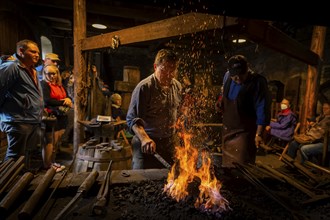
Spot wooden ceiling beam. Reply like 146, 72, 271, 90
82, 12, 320, 66
81, 13, 238, 51
239, 19, 320, 66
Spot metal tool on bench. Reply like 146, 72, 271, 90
35, 158, 76, 220
92, 160, 113, 215
54, 170, 99, 220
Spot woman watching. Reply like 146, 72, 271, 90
41, 64, 72, 172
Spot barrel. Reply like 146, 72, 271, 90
73, 140, 132, 173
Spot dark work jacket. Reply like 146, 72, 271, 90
221, 71, 271, 167
222, 72, 271, 131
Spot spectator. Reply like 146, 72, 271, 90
36, 53, 61, 81
0, 55, 15, 64
300, 142, 329, 164
0, 39, 43, 166
61, 72, 74, 146
61, 68, 72, 89
66, 72, 74, 102
111, 93, 126, 121
40, 64, 73, 172
287, 102, 330, 161
264, 98, 297, 147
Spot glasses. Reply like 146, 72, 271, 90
158, 65, 177, 74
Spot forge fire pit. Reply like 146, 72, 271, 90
104, 177, 296, 220
6, 168, 329, 219
59, 169, 299, 220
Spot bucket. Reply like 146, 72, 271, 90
73, 140, 132, 173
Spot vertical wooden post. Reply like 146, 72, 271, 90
300, 26, 326, 132
73, 0, 87, 154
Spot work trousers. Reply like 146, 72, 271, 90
0, 122, 42, 164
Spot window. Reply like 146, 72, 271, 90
40, 36, 52, 60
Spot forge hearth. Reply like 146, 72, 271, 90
63, 168, 330, 220
62, 170, 294, 220
3, 168, 330, 219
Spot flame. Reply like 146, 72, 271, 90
164, 122, 229, 212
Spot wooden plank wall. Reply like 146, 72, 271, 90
0, 10, 36, 54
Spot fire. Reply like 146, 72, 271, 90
164, 125, 229, 212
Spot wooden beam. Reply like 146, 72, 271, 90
240, 19, 320, 66
82, 12, 320, 67
300, 26, 327, 132
81, 13, 238, 51
73, 0, 87, 153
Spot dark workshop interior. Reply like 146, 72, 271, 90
0, 0, 330, 219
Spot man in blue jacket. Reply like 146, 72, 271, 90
221, 55, 271, 167
0, 39, 44, 163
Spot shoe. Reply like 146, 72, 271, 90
51, 163, 66, 173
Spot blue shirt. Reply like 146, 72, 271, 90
126, 74, 182, 138
223, 71, 269, 126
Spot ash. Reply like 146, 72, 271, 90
63, 170, 330, 220
109, 178, 228, 220
108, 177, 292, 220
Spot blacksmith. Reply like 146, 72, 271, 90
126, 49, 182, 169
220, 55, 271, 167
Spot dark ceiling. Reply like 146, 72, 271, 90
5, 0, 328, 61
14, 0, 330, 39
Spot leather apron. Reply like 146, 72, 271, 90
222, 96, 257, 167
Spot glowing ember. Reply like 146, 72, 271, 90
164, 125, 229, 213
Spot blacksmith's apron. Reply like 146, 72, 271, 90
222, 96, 257, 167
